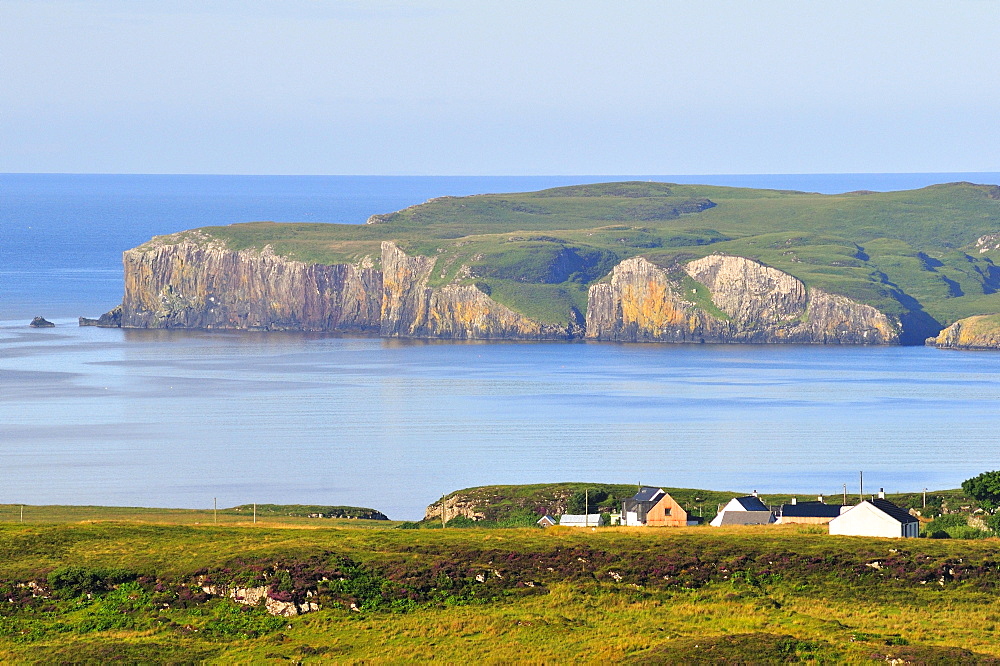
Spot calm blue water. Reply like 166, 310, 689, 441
2, 173, 1000, 519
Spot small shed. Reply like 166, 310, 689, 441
559, 514, 606, 527
828, 498, 919, 538
710, 493, 773, 527
537, 515, 558, 528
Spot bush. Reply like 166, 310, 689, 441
47, 566, 137, 598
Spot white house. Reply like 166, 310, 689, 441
710, 493, 774, 527
559, 514, 606, 527
828, 495, 919, 538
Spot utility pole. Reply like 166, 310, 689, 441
214, 497, 217, 524
859, 471, 863, 503
585, 489, 589, 527
843, 484, 847, 506
20, 505, 23, 523
923, 488, 927, 509
253, 503, 256, 525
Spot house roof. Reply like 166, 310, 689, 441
632, 486, 665, 503
732, 496, 769, 511
780, 502, 843, 518
537, 515, 557, 525
559, 514, 604, 526
869, 498, 918, 524
719, 511, 774, 526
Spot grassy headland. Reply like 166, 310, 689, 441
159, 181, 1000, 339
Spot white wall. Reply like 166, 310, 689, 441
828, 502, 914, 538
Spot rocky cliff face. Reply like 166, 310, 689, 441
109, 238, 899, 344
119, 235, 382, 331
930, 314, 1000, 349
380, 242, 581, 340
587, 254, 898, 344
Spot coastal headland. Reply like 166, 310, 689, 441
89, 181, 1000, 348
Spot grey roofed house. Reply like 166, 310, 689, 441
537, 515, 558, 528
829, 497, 919, 538
718, 511, 775, 526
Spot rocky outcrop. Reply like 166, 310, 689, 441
380, 242, 582, 339
28, 317, 55, 328
587, 254, 898, 344
119, 236, 382, 331
929, 314, 1000, 349
79, 305, 122, 327
200, 583, 319, 617
424, 494, 489, 524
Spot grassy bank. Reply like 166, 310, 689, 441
1, 518, 999, 662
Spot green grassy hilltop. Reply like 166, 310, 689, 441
164, 181, 1000, 340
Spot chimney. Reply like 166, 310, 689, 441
817, 494, 824, 503
878, 488, 885, 499
791, 497, 797, 505
752, 490, 758, 497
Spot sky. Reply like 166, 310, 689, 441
1, 0, 998, 175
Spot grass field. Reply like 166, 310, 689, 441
0, 499, 998, 663
151, 180, 1000, 338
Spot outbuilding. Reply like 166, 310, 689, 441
828, 496, 919, 538
558, 514, 606, 527
537, 515, 558, 528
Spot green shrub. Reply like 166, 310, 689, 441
47, 566, 137, 598
77, 582, 153, 633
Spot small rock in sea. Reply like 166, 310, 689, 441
29, 316, 55, 328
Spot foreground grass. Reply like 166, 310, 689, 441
1, 521, 999, 663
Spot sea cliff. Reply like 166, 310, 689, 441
104, 237, 897, 344
118, 234, 382, 331
586, 255, 898, 344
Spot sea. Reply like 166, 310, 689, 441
3, 172, 1000, 520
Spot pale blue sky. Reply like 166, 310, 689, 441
2, 0, 998, 175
